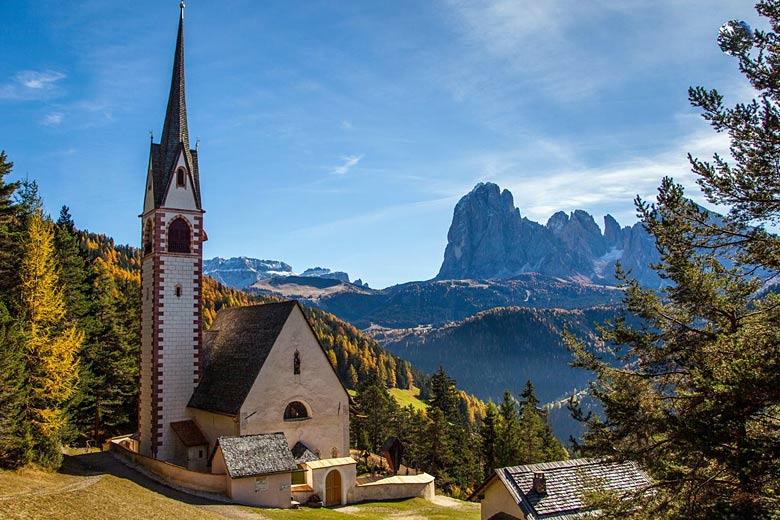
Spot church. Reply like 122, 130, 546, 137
115, 3, 434, 508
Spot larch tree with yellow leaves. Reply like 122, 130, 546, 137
18, 210, 82, 468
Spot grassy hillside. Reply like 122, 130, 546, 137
388, 386, 428, 411
0, 459, 479, 520
0, 466, 222, 520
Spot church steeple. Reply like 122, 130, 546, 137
138, 2, 205, 461
145, 1, 202, 212
159, 2, 190, 172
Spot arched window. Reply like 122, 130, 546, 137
167, 218, 190, 253
293, 351, 301, 375
284, 401, 308, 420
176, 168, 186, 188
143, 220, 153, 255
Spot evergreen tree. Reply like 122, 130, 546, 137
480, 401, 500, 479
18, 210, 83, 468
0, 151, 20, 302
517, 380, 566, 464
352, 371, 396, 453
568, 3, 780, 517
0, 301, 31, 467
428, 366, 459, 423
496, 390, 521, 468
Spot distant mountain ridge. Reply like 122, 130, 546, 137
204, 257, 367, 289
437, 182, 661, 287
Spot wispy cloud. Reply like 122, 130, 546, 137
340, 120, 353, 130
0, 70, 67, 100
330, 154, 364, 175
42, 112, 65, 126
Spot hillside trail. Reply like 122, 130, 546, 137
0, 474, 102, 501
61, 450, 270, 520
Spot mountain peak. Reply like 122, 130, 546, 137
437, 184, 660, 286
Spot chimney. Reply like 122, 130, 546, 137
532, 472, 547, 495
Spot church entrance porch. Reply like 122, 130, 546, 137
325, 469, 342, 507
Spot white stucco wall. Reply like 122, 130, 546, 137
480, 478, 525, 520
228, 473, 292, 508
162, 152, 198, 211
238, 305, 350, 458
189, 409, 238, 449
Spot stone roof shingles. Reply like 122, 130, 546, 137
291, 441, 319, 464
216, 433, 298, 478
187, 301, 297, 415
496, 458, 652, 519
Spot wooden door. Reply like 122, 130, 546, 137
325, 470, 342, 507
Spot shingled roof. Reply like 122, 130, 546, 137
475, 458, 652, 519
291, 441, 319, 464
148, 3, 202, 210
170, 420, 208, 447
215, 433, 298, 478
188, 301, 297, 415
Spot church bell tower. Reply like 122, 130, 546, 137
139, 1, 205, 460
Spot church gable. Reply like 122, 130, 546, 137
188, 301, 297, 416
161, 148, 198, 210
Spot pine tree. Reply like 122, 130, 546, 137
19, 210, 83, 468
0, 301, 31, 467
517, 380, 566, 464
568, 3, 780, 517
428, 366, 459, 423
480, 401, 500, 479
496, 390, 521, 468
0, 152, 20, 302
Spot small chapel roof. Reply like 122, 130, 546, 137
188, 301, 298, 415
291, 441, 319, 464
215, 433, 298, 478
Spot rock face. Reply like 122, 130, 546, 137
300, 267, 351, 283
204, 257, 294, 289
204, 258, 362, 291
437, 182, 661, 287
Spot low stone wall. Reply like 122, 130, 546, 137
110, 440, 226, 495
350, 473, 435, 503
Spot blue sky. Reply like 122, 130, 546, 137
0, 0, 760, 288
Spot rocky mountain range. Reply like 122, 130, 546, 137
437, 182, 661, 287
203, 257, 366, 289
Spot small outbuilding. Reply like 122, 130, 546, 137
471, 458, 652, 520
211, 432, 300, 508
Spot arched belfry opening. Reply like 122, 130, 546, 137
284, 401, 309, 420
167, 218, 191, 253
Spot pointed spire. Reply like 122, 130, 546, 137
159, 2, 190, 176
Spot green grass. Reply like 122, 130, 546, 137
389, 386, 428, 411
252, 497, 479, 520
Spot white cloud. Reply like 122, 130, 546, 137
0, 70, 67, 100
330, 154, 364, 175
340, 120, 353, 130
42, 112, 65, 126
16, 70, 66, 89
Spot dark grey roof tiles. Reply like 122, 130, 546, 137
188, 301, 297, 415
496, 458, 652, 518
216, 433, 298, 478
291, 441, 319, 464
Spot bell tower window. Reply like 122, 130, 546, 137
176, 168, 186, 188
143, 220, 153, 255
168, 218, 191, 253
294, 351, 301, 375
